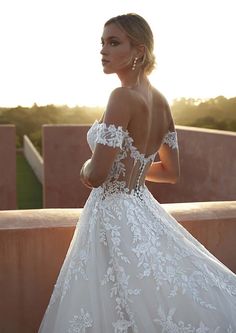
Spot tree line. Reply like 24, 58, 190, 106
0, 95, 235, 154
172, 96, 236, 131
0, 104, 103, 153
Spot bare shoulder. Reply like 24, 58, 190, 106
152, 87, 170, 109
152, 87, 175, 131
108, 87, 144, 108
104, 87, 143, 127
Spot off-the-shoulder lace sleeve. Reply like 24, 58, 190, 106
95, 123, 127, 149
162, 131, 178, 149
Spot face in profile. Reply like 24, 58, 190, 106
100, 23, 135, 74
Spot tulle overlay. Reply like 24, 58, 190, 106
38, 121, 236, 332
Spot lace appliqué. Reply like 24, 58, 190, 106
95, 122, 127, 149
87, 121, 157, 200
153, 307, 222, 333
99, 201, 141, 333
68, 308, 93, 333
162, 131, 178, 149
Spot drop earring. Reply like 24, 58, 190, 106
132, 57, 138, 71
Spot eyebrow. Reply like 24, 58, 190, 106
101, 35, 121, 41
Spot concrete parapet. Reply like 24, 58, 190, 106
0, 125, 16, 209
23, 135, 43, 184
43, 125, 91, 208
0, 201, 235, 332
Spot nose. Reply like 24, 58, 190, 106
100, 44, 108, 56
100, 48, 105, 56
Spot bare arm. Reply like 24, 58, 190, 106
145, 145, 180, 184
80, 88, 132, 188
145, 105, 180, 184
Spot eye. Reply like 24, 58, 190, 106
100, 39, 120, 47
110, 40, 119, 46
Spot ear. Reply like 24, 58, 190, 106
135, 44, 145, 59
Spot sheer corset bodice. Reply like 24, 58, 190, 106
87, 120, 178, 197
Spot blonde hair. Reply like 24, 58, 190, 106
105, 13, 156, 75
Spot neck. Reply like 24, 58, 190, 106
117, 69, 148, 89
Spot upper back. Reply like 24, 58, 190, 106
88, 87, 177, 194
126, 86, 173, 156
100, 85, 173, 157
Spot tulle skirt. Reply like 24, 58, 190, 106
38, 186, 236, 332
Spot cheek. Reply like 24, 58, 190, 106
112, 44, 132, 63
114, 50, 132, 67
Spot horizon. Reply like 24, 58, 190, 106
1, 94, 235, 110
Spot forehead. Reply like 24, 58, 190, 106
102, 23, 129, 41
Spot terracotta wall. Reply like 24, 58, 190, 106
0, 125, 16, 209
43, 125, 236, 207
149, 126, 236, 203
0, 202, 236, 333
43, 125, 91, 208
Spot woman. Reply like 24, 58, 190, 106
38, 14, 236, 332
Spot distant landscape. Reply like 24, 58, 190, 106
0, 95, 235, 154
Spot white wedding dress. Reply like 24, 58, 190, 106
38, 120, 236, 333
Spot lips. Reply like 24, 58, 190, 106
102, 59, 110, 65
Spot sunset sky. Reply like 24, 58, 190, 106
0, 0, 235, 107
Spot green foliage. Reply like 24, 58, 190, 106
16, 152, 42, 209
0, 104, 104, 153
171, 96, 236, 132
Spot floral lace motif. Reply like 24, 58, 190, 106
68, 309, 93, 333
162, 130, 178, 149
96, 122, 127, 148
87, 120, 157, 198
153, 307, 223, 333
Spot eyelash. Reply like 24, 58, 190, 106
101, 41, 120, 47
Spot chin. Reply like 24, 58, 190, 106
103, 68, 115, 74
